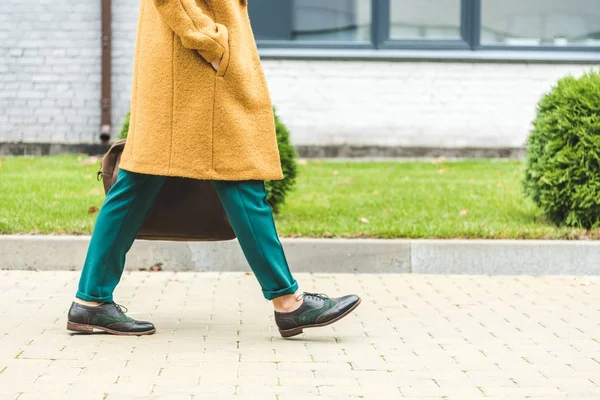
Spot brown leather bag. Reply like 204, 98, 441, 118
97, 139, 236, 241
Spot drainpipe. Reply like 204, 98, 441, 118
100, 0, 112, 143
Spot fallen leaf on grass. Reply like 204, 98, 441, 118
497, 182, 504, 187
333, 170, 339, 176
359, 217, 370, 224
372, 190, 379, 195
79, 156, 102, 166
150, 263, 163, 272
432, 156, 446, 165
338, 178, 355, 186
382, 208, 390, 213
459, 209, 469, 216
438, 168, 448, 174
88, 206, 99, 215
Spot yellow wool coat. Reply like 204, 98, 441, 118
119, 0, 283, 181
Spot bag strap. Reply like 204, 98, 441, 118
97, 139, 127, 192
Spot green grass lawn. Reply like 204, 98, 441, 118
0, 155, 594, 239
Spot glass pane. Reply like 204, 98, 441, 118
292, 0, 371, 42
389, 0, 461, 40
481, 0, 600, 46
248, 0, 294, 41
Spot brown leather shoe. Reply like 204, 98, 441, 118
67, 302, 155, 336
274, 292, 361, 338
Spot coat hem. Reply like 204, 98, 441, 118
119, 161, 284, 182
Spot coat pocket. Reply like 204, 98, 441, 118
216, 25, 231, 77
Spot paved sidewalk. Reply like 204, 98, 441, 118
0, 271, 599, 400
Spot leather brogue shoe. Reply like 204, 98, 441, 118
274, 292, 361, 338
67, 301, 156, 336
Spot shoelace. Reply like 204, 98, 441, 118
296, 292, 329, 301
111, 302, 129, 314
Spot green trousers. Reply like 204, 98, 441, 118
76, 169, 298, 302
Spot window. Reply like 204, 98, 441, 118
248, 0, 371, 43
249, 0, 600, 52
481, 0, 600, 46
389, 0, 461, 41
293, 0, 371, 42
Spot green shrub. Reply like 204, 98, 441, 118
118, 112, 130, 140
265, 108, 298, 213
524, 70, 600, 228
118, 108, 297, 213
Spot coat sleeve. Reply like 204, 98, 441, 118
152, 0, 228, 63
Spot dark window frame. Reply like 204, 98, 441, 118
475, 0, 600, 52
377, 0, 471, 50
254, 0, 600, 53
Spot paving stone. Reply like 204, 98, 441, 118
0, 271, 599, 398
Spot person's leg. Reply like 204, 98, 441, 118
212, 180, 361, 337
76, 169, 166, 302
211, 180, 299, 303
67, 169, 166, 335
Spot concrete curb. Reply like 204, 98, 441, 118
1, 142, 525, 159
1, 235, 599, 275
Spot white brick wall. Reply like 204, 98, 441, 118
1, 1, 102, 143
264, 61, 592, 148
111, 0, 140, 137
0, 0, 594, 149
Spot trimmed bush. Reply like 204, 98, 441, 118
265, 108, 298, 213
118, 112, 130, 140
118, 108, 297, 213
524, 70, 600, 228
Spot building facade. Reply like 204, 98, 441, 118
1, 0, 599, 156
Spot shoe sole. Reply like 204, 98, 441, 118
67, 321, 156, 336
278, 297, 362, 338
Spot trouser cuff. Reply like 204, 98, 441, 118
75, 290, 114, 303
262, 280, 299, 300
